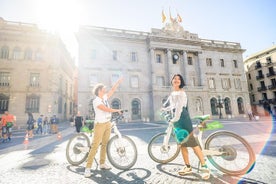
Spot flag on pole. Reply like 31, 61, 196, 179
162, 10, 166, 23
177, 13, 182, 22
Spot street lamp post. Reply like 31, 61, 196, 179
217, 96, 224, 119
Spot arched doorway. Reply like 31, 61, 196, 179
210, 98, 218, 115
224, 97, 232, 115
237, 97, 245, 114
111, 98, 121, 109
131, 99, 141, 120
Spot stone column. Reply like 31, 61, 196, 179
149, 48, 155, 121
166, 49, 172, 86
150, 48, 155, 83
196, 52, 203, 86
181, 51, 188, 82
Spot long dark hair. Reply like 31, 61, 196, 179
171, 74, 185, 88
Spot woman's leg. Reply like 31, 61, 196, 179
192, 146, 205, 165
180, 146, 190, 165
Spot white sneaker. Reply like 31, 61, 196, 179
200, 166, 210, 180
84, 168, 92, 178
99, 163, 111, 170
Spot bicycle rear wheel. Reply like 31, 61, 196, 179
205, 131, 255, 175
148, 132, 180, 164
107, 135, 137, 170
66, 133, 90, 166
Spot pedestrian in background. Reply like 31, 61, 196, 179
74, 111, 84, 133
43, 116, 49, 135
50, 115, 59, 134
26, 112, 35, 138
84, 78, 123, 178
36, 114, 43, 135
162, 74, 210, 180
1, 111, 16, 143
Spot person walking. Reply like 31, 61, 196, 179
162, 74, 210, 180
26, 112, 35, 138
1, 111, 16, 142
43, 116, 49, 135
74, 111, 84, 133
84, 78, 123, 178
50, 115, 59, 134
36, 115, 43, 135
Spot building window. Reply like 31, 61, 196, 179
130, 76, 139, 88
13, 47, 21, 60
1, 46, 9, 59
112, 50, 117, 61
266, 57, 272, 64
89, 74, 98, 86
58, 96, 62, 113
224, 97, 232, 115
111, 74, 120, 86
234, 78, 241, 89
26, 94, 40, 113
220, 59, 224, 67
233, 60, 238, 68
130, 52, 137, 62
156, 54, 162, 63
237, 97, 244, 114
249, 83, 253, 90
221, 78, 231, 89
156, 76, 165, 86
24, 48, 32, 60
187, 57, 193, 65
0, 72, 10, 86
0, 94, 9, 113
30, 73, 40, 87
35, 50, 42, 61
206, 58, 212, 66
208, 78, 215, 89
252, 94, 255, 102
248, 74, 251, 80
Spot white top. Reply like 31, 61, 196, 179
163, 90, 187, 123
93, 94, 112, 123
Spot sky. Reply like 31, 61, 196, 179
0, 0, 276, 61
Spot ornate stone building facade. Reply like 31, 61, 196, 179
0, 18, 76, 126
244, 45, 276, 116
77, 22, 249, 121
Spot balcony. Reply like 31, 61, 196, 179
255, 63, 262, 69
268, 84, 276, 90
266, 71, 276, 77
257, 86, 267, 92
256, 74, 264, 80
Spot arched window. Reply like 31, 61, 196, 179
13, 47, 21, 60
0, 94, 9, 113
111, 98, 121, 109
224, 97, 232, 114
1, 46, 9, 59
131, 99, 141, 120
195, 98, 203, 112
210, 98, 218, 115
24, 48, 32, 60
237, 97, 245, 114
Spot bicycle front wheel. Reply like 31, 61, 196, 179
148, 132, 180, 164
205, 131, 255, 175
66, 133, 90, 166
107, 135, 137, 170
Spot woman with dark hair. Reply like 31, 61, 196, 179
26, 112, 35, 138
162, 74, 210, 180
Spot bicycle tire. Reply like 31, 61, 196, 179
107, 135, 137, 170
148, 132, 180, 164
205, 131, 255, 175
66, 133, 90, 166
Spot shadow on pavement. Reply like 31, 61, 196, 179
66, 165, 151, 184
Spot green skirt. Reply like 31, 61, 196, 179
174, 107, 198, 147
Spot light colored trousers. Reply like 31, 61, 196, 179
86, 121, 111, 168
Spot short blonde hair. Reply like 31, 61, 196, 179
93, 83, 105, 96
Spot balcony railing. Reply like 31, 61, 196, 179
266, 71, 276, 77
256, 74, 264, 80
255, 63, 262, 69
257, 86, 267, 92
268, 85, 276, 90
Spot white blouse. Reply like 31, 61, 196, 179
163, 90, 187, 123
